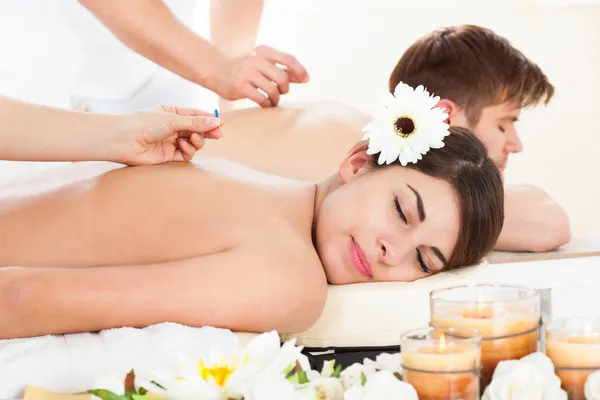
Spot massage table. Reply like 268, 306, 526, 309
3, 237, 600, 399
285, 236, 600, 369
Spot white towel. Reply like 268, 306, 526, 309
0, 323, 241, 399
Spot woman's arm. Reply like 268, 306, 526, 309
0, 249, 326, 339
0, 97, 125, 162
0, 97, 221, 164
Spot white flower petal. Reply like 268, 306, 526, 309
243, 331, 282, 367
260, 339, 304, 376
321, 360, 336, 378
343, 384, 364, 400
224, 362, 262, 394
313, 377, 345, 400
483, 361, 545, 400
520, 353, 557, 383
361, 370, 418, 400
340, 363, 366, 390
393, 82, 415, 100
586, 370, 600, 400
243, 373, 296, 400
373, 352, 402, 373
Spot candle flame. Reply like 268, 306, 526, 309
477, 290, 486, 314
478, 302, 485, 315
439, 333, 447, 352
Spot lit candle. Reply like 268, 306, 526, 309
545, 318, 600, 400
430, 285, 541, 388
401, 327, 482, 400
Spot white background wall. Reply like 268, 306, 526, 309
0, 0, 598, 238
250, 0, 600, 237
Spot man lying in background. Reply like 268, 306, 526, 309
202, 24, 571, 253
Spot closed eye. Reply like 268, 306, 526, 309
395, 197, 430, 273
498, 125, 506, 133
394, 197, 407, 224
417, 249, 430, 273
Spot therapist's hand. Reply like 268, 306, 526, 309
115, 105, 223, 166
205, 45, 309, 108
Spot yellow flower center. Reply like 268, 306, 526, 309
394, 116, 416, 137
197, 359, 236, 387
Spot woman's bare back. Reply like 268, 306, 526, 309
0, 159, 327, 338
0, 158, 316, 268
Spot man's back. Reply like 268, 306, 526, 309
202, 102, 368, 181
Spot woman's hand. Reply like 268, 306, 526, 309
115, 105, 223, 166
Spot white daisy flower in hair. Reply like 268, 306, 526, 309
362, 82, 451, 166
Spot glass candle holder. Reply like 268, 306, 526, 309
545, 318, 600, 400
430, 285, 541, 388
401, 326, 482, 400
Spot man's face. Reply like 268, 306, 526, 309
450, 101, 522, 171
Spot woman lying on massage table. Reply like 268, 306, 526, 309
0, 91, 504, 340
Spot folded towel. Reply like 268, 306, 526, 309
0, 323, 241, 399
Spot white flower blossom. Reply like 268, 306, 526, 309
343, 370, 418, 400
585, 370, 600, 400
362, 82, 450, 166
483, 353, 567, 400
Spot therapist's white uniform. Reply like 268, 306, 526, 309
0, 0, 217, 182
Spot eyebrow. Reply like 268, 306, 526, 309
501, 116, 519, 122
406, 183, 449, 269
431, 247, 449, 269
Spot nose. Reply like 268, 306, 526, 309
378, 235, 414, 267
505, 129, 523, 154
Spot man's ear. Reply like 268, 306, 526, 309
436, 99, 461, 125
339, 141, 371, 183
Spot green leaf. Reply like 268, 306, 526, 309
297, 371, 309, 384
283, 362, 295, 376
150, 380, 167, 390
393, 372, 403, 381
360, 371, 367, 386
87, 389, 131, 400
332, 364, 342, 378
137, 387, 148, 396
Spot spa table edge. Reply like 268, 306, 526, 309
487, 236, 600, 264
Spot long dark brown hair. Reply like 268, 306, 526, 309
368, 126, 504, 270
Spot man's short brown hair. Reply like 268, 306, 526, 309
389, 25, 555, 125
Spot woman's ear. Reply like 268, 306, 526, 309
338, 141, 370, 183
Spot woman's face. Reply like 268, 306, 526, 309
315, 154, 461, 285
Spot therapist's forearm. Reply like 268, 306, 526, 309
210, 0, 264, 58
0, 97, 121, 162
78, 0, 225, 89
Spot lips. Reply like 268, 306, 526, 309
350, 238, 373, 278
